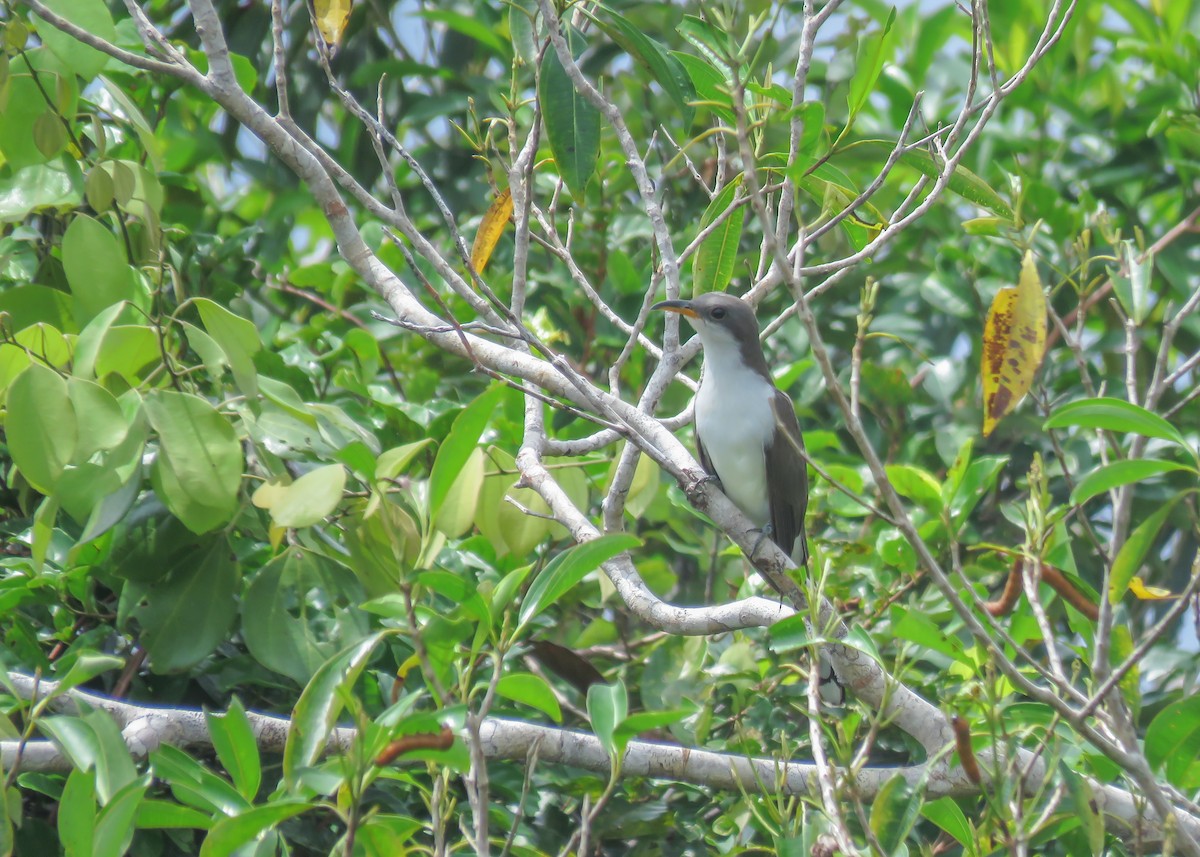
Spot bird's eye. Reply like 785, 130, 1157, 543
710, 307, 726, 320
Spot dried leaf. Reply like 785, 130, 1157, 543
314, 0, 353, 47
1127, 576, 1176, 600
982, 250, 1047, 436
470, 188, 513, 274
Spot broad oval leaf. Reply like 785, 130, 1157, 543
429, 385, 503, 520
496, 672, 563, 723
586, 681, 628, 760
1145, 695, 1200, 790
266, 464, 346, 529
199, 802, 316, 857
61, 213, 141, 323
6, 361, 77, 493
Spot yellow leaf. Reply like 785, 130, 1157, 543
314, 0, 353, 47
982, 250, 1047, 436
469, 188, 513, 274
1127, 576, 1176, 600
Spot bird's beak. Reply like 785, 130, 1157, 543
651, 299, 698, 318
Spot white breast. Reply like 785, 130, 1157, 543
694, 344, 775, 526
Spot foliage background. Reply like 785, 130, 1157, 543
0, 0, 1199, 854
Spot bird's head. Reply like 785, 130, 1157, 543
651, 292, 761, 358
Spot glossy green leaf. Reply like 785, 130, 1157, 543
67, 378, 128, 461
692, 176, 744, 294
199, 802, 316, 857
870, 774, 921, 854
539, 28, 601, 197
48, 654, 124, 701
429, 385, 502, 520
94, 775, 150, 857
1071, 459, 1193, 506
890, 605, 969, 664
921, 797, 976, 856
518, 533, 641, 628
1045, 397, 1191, 453
133, 800, 213, 831
1145, 695, 1200, 790
586, 681, 628, 760
284, 632, 388, 784
840, 140, 1015, 220
496, 672, 563, 723
61, 214, 139, 323
39, 0, 116, 79
150, 745, 250, 816
264, 464, 346, 528
205, 697, 262, 801
885, 463, 943, 512
144, 390, 242, 533
6, 361, 76, 493
593, 5, 695, 126
847, 8, 897, 120
58, 767, 97, 857
0, 52, 77, 169
433, 446, 484, 538
133, 537, 240, 672
0, 162, 82, 222
241, 548, 368, 685
1108, 239, 1153, 325
1109, 497, 1178, 605
195, 298, 262, 396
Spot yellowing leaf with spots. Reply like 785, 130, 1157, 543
470, 188, 513, 274
314, 0, 353, 47
982, 250, 1047, 436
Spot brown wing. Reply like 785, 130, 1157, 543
765, 389, 809, 565
695, 428, 716, 478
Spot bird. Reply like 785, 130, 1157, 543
652, 292, 810, 569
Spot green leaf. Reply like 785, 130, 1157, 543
150, 745, 250, 816
199, 802, 316, 857
496, 672, 563, 723
1145, 695, 1200, 790
48, 654, 125, 701
870, 774, 921, 854
6, 361, 76, 493
195, 298, 262, 396
539, 28, 602, 197
429, 385, 502, 520
1108, 239, 1154, 325
692, 176, 744, 294
241, 549, 368, 685
59, 767, 97, 857
839, 140, 1015, 220
68, 378, 129, 462
61, 214, 140, 323
593, 5, 695, 127
921, 797, 976, 856
205, 698, 262, 801
0, 162, 83, 222
1044, 397, 1192, 456
133, 800, 213, 831
284, 632, 388, 785
38, 0, 116, 79
1109, 497, 1178, 605
433, 446, 485, 538
376, 439, 433, 483
0, 52, 78, 169
885, 463, 943, 512
1059, 762, 1104, 854
586, 681, 628, 760
890, 605, 970, 664
847, 8, 897, 121
133, 537, 240, 672
94, 775, 150, 857
518, 533, 641, 628
1071, 459, 1193, 506
263, 464, 347, 528
144, 390, 242, 533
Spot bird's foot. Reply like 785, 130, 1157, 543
748, 523, 774, 560
685, 471, 721, 499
